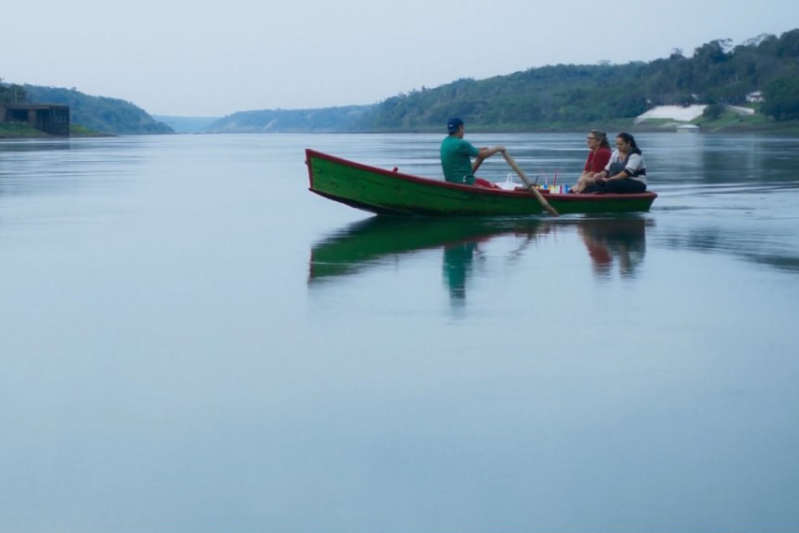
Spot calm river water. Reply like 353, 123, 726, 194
1, 133, 798, 532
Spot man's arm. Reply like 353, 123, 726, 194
472, 145, 506, 172
478, 146, 506, 159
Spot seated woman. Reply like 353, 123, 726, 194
571, 130, 612, 193
582, 132, 647, 194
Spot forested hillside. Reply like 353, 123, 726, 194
24, 86, 173, 135
210, 29, 799, 133
360, 29, 799, 131
207, 106, 373, 133
6, 29, 798, 135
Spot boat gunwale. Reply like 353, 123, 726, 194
305, 148, 658, 203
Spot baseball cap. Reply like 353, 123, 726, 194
447, 117, 463, 133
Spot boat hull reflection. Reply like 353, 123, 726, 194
309, 216, 651, 284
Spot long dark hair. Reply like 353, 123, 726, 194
617, 132, 641, 155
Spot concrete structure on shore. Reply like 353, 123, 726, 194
0, 104, 70, 136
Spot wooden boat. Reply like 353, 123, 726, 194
306, 149, 657, 216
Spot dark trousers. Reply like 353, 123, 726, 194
584, 178, 646, 194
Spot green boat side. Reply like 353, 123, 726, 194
305, 149, 657, 216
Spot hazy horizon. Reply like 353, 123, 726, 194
3, 0, 798, 117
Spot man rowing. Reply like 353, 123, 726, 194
440, 117, 505, 188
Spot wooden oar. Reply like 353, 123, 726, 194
471, 155, 486, 174
502, 152, 559, 216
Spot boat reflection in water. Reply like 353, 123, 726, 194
309, 217, 549, 280
577, 217, 649, 279
442, 238, 479, 308
309, 216, 650, 306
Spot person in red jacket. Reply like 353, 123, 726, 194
571, 130, 612, 193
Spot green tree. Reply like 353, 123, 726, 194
762, 74, 799, 120
703, 103, 726, 120
0, 79, 28, 104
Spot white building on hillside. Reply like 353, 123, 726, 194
635, 105, 706, 124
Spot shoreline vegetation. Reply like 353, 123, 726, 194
0, 123, 112, 138
3, 29, 799, 138
5, 115, 799, 138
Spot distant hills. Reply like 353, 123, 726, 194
22, 86, 173, 135
153, 115, 219, 134
6, 28, 799, 135
207, 29, 799, 133
205, 105, 373, 133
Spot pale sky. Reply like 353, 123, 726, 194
3, 0, 798, 117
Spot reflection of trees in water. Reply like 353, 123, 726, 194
1, 141, 72, 192
578, 218, 648, 279
696, 135, 799, 187
644, 134, 799, 191
660, 226, 799, 275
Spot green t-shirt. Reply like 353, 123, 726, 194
440, 135, 480, 184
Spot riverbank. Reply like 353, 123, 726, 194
0, 123, 49, 138
461, 118, 799, 135
4, 118, 799, 137
1, 123, 113, 138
